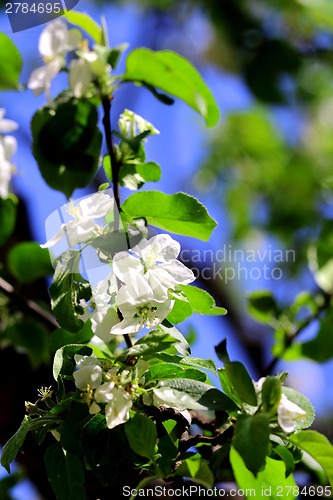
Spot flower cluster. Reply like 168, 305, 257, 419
73, 355, 135, 429
0, 109, 18, 199
28, 19, 113, 103
82, 233, 195, 340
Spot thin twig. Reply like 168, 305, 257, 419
0, 276, 58, 329
101, 96, 132, 349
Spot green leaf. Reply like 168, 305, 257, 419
309, 220, 333, 293
218, 368, 241, 407
117, 330, 181, 362
246, 290, 279, 324
125, 413, 157, 460
123, 49, 219, 127
155, 352, 217, 375
0, 196, 17, 247
0, 33, 22, 90
159, 322, 191, 356
122, 191, 217, 241
289, 430, 333, 487
49, 251, 92, 333
145, 363, 207, 383
262, 376, 282, 415
181, 285, 227, 316
156, 378, 238, 412
1, 416, 29, 473
50, 321, 94, 352
282, 387, 315, 430
53, 344, 92, 381
215, 339, 257, 406
287, 309, 333, 363
175, 455, 214, 488
104, 155, 161, 190
232, 414, 270, 475
31, 99, 102, 198
63, 11, 102, 44
6, 318, 50, 368
7, 242, 53, 283
230, 448, 298, 499
273, 444, 295, 478
167, 297, 193, 324
44, 444, 85, 500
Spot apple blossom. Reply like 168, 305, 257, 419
277, 393, 306, 433
113, 234, 195, 300
104, 387, 133, 429
111, 272, 174, 335
28, 19, 82, 102
0, 109, 18, 133
118, 109, 160, 138
41, 191, 114, 249
0, 135, 17, 199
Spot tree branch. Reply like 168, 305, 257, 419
0, 276, 58, 329
101, 96, 132, 349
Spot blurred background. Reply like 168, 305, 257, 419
1, 0, 333, 497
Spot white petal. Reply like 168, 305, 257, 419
0, 159, 11, 198
39, 19, 68, 58
95, 381, 115, 403
113, 252, 143, 282
65, 218, 96, 247
78, 191, 114, 219
69, 58, 92, 98
91, 306, 120, 342
2, 136, 17, 160
110, 317, 141, 335
73, 364, 102, 390
105, 388, 132, 429
148, 234, 180, 261
0, 117, 18, 133
28, 59, 62, 93
40, 224, 66, 248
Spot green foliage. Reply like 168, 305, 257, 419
50, 321, 94, 352
49, 251, 92, 333
104, 154, 161, 190
31, 99, 102, 198
0, 196, 17, 247
230, 448, 298, 499
123, 49, 219, 127
53, 344, 92, 381
145, 363, 207, 382
175, 454, 214, 488
44, 444, 85, 500
215, 339, 257, 406
122, 191, 217, 241
181, 285, 227, 315
155, 353, 217, 375
0, 33, 22, 90
7, 242, 53, 283
309, 220, 333, 293
1, 416, 30, 473
289, 431, 333, 487
232, 414, 270, 475
273, 445, 295, 478
246, 290, 279, 324
262, 377, 281, 415
63, 11, 103, 44
156, 378, 238, 411
6, 318, 50, 368
125, 413, 157, 459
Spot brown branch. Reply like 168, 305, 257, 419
0, 276, 58, 329
179, 425, 233, 453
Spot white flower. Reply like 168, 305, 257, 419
28, 19, 82, 101
0, 109, 18, 133
41, 191, 114, 249
69, 58, 92, 98
73, 355, 102, 391
105, 387, 133, 429
80, 272, 120, 342
111, 272, 174, 335
277, 393, 306, 433
113, 234, 195, 300
254, 377, 266, 392
118, 109, 160, 138
0, 135, 17, 198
